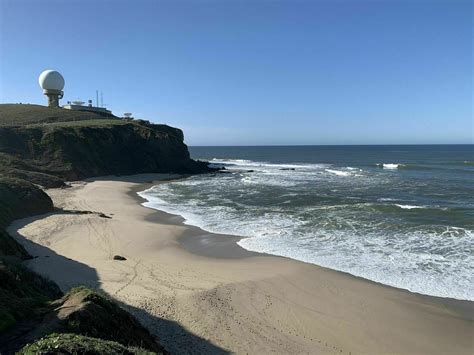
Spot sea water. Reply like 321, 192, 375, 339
138, 145, 474, 300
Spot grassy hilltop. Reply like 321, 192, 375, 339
0, 104, 116, 126
0, 104, 212, 353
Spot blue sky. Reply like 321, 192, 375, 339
1, 0, 472, 145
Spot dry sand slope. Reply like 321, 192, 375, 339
8, 175, 473, 354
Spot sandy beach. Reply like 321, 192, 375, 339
8, 174, 473, 354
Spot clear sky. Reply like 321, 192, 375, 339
0, 0, 472, 145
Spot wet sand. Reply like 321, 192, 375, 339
8, 174, 474, 354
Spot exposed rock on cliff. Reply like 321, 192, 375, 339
0, 177, 54, 229
0, 104, 211, 181
0, 177, 54, 259
37, 287, 166, 353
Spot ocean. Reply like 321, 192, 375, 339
138, 145, 473, 300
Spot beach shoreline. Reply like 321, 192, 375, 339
132, 176, 473, 306
130, 181, 261, 259
8, 174, 474, 354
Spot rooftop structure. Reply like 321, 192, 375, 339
63, 100, 112, 114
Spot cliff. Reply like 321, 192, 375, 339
0, 104, 210, 181
0, 177, 54, 259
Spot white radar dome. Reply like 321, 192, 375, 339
38, 70, 65, 91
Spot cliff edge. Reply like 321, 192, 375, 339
0, 104, 210, 181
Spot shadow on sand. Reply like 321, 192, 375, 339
5, 218, 230, 355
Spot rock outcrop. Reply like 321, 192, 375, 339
0, 177, 54, 259
45, 287, 166, 353
0, 104, 211, 181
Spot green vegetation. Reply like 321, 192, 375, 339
0, 154, 64, 189
0, 176, 54, 260
25, 118, 129, 129
0, 176, 54, 231
0, 258, 62, 333
0, 278, 167, 353
0, 104, 116, 126
18, 333, 156, 355
50, 287, 165, 353
0, 228, 29, 260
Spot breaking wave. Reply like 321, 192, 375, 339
376, 163, 404, 169
139, 155, 474, 301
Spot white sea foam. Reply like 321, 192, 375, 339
395, 204, 426, 210
377, 163, 403, 169
212, 158, 252, 163
237, 226, 474, 301
208, 158, 336, 187
137, 157, 474, 301
325, 169, 351, 177
210, 158, 328, 171
241, 176, 257, 184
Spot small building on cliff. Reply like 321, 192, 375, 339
63, 102, 112, 115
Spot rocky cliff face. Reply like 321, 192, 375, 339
0, 114, 210, 180
0, 177, 54, 259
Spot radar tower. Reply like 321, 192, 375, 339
38, 70, 65, 107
